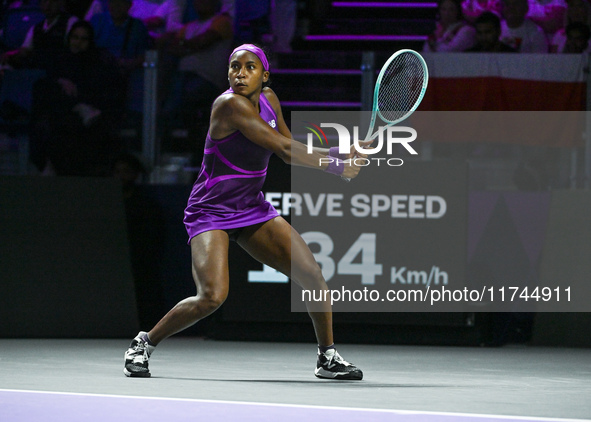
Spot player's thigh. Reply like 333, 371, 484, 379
190, 230, 230, 299
237, 217, 324, 285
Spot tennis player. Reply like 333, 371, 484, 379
124, 44, 367, 380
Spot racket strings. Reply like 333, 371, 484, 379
377, 52, 425, 123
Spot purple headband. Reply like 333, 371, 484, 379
229, 44, 269, 71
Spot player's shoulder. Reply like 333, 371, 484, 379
213, 91, 250, 109
211, 91, 257, 120
262, 87, 279, 100
262, 87, 281, 109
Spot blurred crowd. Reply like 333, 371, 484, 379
0, 0, 297, 177
425, 0, 590, 53
0, 0, 588, 180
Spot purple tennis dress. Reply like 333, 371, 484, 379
183, 89, 280, 241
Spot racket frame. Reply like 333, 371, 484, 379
362, 49, 429, 144
341, 49, 428, 182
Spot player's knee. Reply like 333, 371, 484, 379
310, 264, 325, 283
198, 287, 228, 312
294, 262, 326, 288
308, 260, 325, 281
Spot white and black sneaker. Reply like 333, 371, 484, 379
124, 331, 155, 378
315, 349, 363, 380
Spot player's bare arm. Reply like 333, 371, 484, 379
210, 93, 363, 179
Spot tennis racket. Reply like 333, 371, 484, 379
342, 49, 429, 181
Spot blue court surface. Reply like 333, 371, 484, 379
0, 338, 589, 421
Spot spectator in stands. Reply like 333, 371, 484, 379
129, 0, 166, 24
183, 0, 234, 21
0, 1, 42, 54
527, 0, 567, 35
424, 0, 477, 52
158, 0, 233, 140
65, 0, 104, 21
29, 20, 125, 176
269, 0, 297, 53
562, 21, 591, 51
466, 11, 519, 50
4, 0, 30, 7
1, 0, 77, 69
2, 0, 38, 11
126, 0, 188, 122
550, 0, 591, 52
91, 0, 151, 74
90, 0, 151, 114
129, 0, 186, 36
500, 0, 548, 51
462, 0, 502, 22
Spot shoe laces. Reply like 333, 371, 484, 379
324, 350, 353, 367
129, 338, 151, 361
